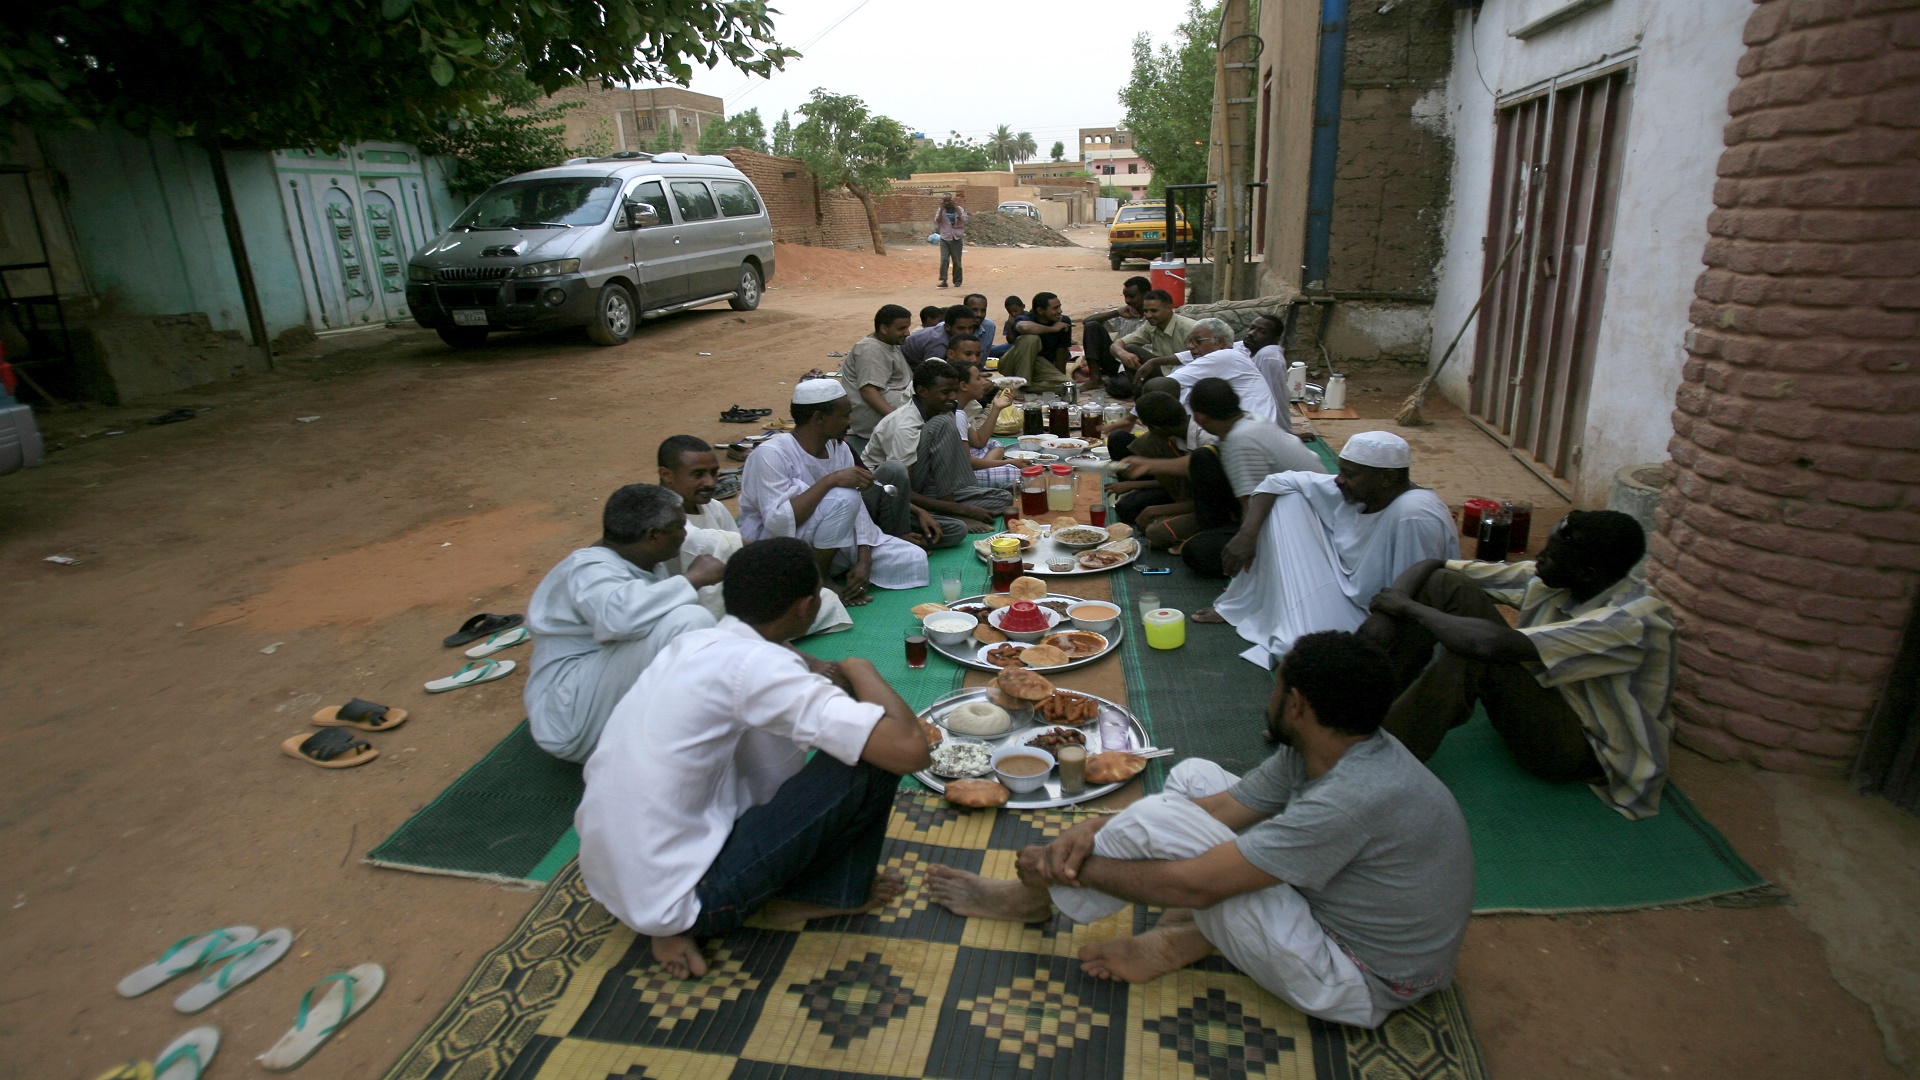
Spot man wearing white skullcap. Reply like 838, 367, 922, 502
1200, 431, 1458, 668
738, 378, 937, 601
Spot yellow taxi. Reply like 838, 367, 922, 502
1106, 202, 1194, 270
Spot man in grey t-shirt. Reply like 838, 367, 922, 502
926, 631, 1473, 1028
839, 304, 914, 457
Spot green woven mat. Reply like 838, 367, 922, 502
795, 542, 988, 711
1111, 559, 1772, 914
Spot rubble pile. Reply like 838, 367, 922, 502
965, 211, 1074, 248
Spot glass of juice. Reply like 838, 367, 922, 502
904, 627, 928, 669
1056, 744, 1087, 794
1089, 497, 1109, 528
940, 568, 964, 603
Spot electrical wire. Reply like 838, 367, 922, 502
1467, 7, 1494, 98
725, 0, 877, 107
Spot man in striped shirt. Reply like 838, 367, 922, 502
1361, 511, 1675, 819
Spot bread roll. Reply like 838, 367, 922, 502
1009, 576, 1048, 601
911, 602, 949, 618
1052, 515, 1078, 528
994, 667, 1056, 702
946, 701, 1012, 736
1020, 644, 1069, 668
1104, 522, 1134, 541
1084, 751, 1146, 785
973, 624, 1007, 644
945, 779, 1011, 808
984, 593, 1016, 610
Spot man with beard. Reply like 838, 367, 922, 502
901, 304, 981, 370
839, 304, 915, 457
656, 434, 852, 636
1364, 510, 1676, 819
924, 631, 1473, 1029
1201, 431, 1457, 669
862, 359, 1013, 546
1080, 275, 1151, 383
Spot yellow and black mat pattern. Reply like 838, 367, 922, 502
383, 793, 1488, 1080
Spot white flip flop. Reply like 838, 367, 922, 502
154, 1026, 219, 1080
118, 927, 258, 998
463, 625, 530, 658
256, 963, 385, 1072
423, 659, 515, 693
174, 928, 292, 1013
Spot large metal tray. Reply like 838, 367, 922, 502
973, 532, 1140, 576
929, 593, 1123, 673
913, 686, 1148, 809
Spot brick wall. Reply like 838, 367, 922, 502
720, 147, 869, 249
1647, 0, 1920, 774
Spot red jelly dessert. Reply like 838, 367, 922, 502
999, 601, 1051, 633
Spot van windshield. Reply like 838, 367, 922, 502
454, 178, 621, 230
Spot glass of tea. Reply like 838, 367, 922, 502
904, 626, 928, 669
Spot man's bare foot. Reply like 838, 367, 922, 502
760, 868, 904, 925
651, 935, 709, 979
924, 864, 1053, 923
1079, 912, 1213, 983
1192, 607, 1227, 624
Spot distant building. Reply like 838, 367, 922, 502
542, 85, 725, 152
1012, 161, 1088, 183
1083, 148, 1152, 200
1078, 127, 1133, 158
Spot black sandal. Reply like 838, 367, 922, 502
443, 613, 523, 648
719, 405, 773, 423
281, 727, 378, 768
312, 698, 409, 732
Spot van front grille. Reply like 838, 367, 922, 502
435, 285, 504, 307
436, 266, 514, 282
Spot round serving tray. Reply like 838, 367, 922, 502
928, 593, 1123, 673
914, 686, 1148, 809
973, 533, 1141, 576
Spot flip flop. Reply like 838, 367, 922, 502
90, 1063, 153, 1080
154, 1027, 219, 1080
281, 729, 378, 769
424, 659, 515, 693
442, 613, 523, 648
463, 625, 530, 658
719, 405, 772, 423
256, 964, 385, 1073
715, 470, 742, 501
310, 698, 408, 733
119, 927, 259, 998
174, 929, 292, 1013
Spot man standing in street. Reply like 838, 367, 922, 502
934, 194, 968, 289
840, 304, 914, 458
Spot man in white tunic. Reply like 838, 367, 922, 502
578, 538, 934, 979
1137, 318, 1281, 427
1238, 313, 1293, 417
926, 631, 1473, 1028
1201, 431, 1458, 668
739, 379, 938, 603
524, 484, 724, 762
656, 434, 852, 636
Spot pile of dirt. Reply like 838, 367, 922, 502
965, 211, 1074, 248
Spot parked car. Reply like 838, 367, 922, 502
406, 152, 775, 348
0, 341, 45, 476
997, 201, 1040, 220
1105, 202, 1195, 270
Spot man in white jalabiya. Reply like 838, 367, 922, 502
1201, 431, 1458, 668
1237, 314, 1293, 417
524, 483, 722, 762
1134, 318, 1282, 427
739, 379, 938, 604
656, 434, 852, 636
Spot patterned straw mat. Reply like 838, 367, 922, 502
383, 792, 1487, 1080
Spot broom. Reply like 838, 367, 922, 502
1395, 227, 1527, 426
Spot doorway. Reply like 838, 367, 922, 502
274, 145, 440, 331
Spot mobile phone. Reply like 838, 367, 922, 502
1134, 565, 1172, 575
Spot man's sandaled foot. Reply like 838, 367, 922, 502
1192, 607, 1227, 624
924, 865, 1052, 923
1079, 912, 1213, 982
761, 868, 905, 925
651, 935, 708, 980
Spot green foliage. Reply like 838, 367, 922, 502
415, 70, 577, 199
1014, 131, 1037, 164
792, 89, 911, 253
696, 107, 767, 154
1119, 0, 1218, 192
573, 116, 617, 159
2, 0, 796, 151
646, 125, 687, 153
1099, 184, 1131, 201
900, 134, 992, 178
771, 110, 794, 156
1050, 140, 1066, 161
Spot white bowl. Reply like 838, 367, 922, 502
1067, 601, 1121, 633
1044, 438, 1090, 452
1049, 525, 1111, 550
1090, 445, 1112, 460
1016, 435, 1050, 452
987, 605, 1062, 643
922, 610, 978, 646
991, 745, 1056, 794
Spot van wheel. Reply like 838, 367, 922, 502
1109, 253, 1125, 271
728, 263, 762, 311
437, 325, 488, 349
588, 282, 636, 345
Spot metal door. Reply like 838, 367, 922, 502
625, 179, 685, 311
275, 145, 438, 330
1469, 67, 1632, 495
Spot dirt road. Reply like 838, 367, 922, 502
0, 240, 1900, 1079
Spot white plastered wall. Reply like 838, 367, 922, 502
1428, 0, 1750, 502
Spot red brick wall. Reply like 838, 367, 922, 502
720, 147, 870, 249
1648, 0, 1920, 774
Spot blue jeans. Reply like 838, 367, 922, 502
687, 752, 898, 939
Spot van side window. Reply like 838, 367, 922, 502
670, 182, 719, 222
712, 180, 762, 218
630, 180, 672, 224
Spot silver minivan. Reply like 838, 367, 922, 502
405, 152, 775, 348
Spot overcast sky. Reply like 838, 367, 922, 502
663, 0, 1174, 150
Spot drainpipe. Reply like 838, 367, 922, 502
204, 142, 274, 371
1302, 0, 1349, 291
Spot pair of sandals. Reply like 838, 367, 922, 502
281, 698, 408, 768
719, 404, 771, 424
428, 612, 527, 692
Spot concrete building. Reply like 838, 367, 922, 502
544, 85, 725, 152
1084, 149, 1154, 200
1078, 127, 1133, 158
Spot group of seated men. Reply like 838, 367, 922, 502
512, 289, 1676, 1026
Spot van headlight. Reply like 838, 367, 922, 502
516, 259, 581, 278
408, 264, 436, 282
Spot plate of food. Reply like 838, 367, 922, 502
1049, 525, 1111, 550
990, 375, 1028, 390
976, 521, 1141, 576
928, 589, 1124, 672
913, 681, 1151, 809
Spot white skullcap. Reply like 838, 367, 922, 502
1338, 430, 1412, 469
792, 378, 847, 405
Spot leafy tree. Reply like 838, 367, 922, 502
771, 110, 794, 156
1050, 140, 1066, 162
985, 125, 1018, 170
1119, 0, 1218, 196
417, 68, 577, 199
792, 89, 911, 255
647, 125, 687, 153
1014, 131, 1037, 164
3, 0, 797, 152
573, 116, 618, 159
900, 134, 992, 178
697, 107, 768, 154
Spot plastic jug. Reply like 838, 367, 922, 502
1143, 608, 1187, 650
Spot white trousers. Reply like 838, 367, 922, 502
804, 487, 929, 589
1210, 494, 1369, 669
527, 605, 715, 763
1050, 759, 1385, 1028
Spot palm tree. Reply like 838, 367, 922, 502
1015, 131, 1038, 163
986, 125, 1018, 170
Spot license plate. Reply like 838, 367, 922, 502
1141, 230, 1161, 240
451, 309, 487, 327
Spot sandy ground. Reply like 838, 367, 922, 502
3, 238, 1915, 1079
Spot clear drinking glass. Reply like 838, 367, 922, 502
1136, 592, 1160, 618
940, 568, 964, 603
